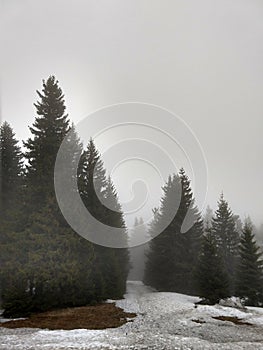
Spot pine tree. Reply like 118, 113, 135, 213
236, 221, 263, 306
1, 196, 95, 316
255, 224, 263, 254
179, 169, 203, 275
103, 177, 129, 297
203, 206, 213, 234
233, 215, 243, 236
1, 77, 99, 316
211, 194, 240, 293
195, 232, 230, 304
0, 121, 23, 215
79, 139, 129, 299
144, 169, 203, 294
0, 122, 24, 304
144, 175, 180, 290
129, 217, 148, 281
24, 76, 70, 210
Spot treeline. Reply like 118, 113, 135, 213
144, 172, 263, 306
0, 76, 129, 317
1, 75, 263, 317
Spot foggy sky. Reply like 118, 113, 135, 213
1, 0, 263, 226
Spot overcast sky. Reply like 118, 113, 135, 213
1, 0, 263, 227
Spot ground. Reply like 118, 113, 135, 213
1, 281, 263, 349
0, 304, 136, 330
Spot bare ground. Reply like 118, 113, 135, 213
0, 303, 136, 330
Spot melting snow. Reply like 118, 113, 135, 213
1, 281, 263, 349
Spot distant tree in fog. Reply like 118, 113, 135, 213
236, 221, 263, 306
144, 169, 203, 294
129, 217, 148, 281
195, 232, 230, 304
0, 121, 23, 215
211, 194, 240, 294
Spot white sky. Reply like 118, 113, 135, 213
1, 0, 263, 226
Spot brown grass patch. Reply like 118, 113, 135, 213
212, 316, 252, 326
192, 319, 206, 324
0, 303, 136, 330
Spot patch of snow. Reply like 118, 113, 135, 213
0, 317, 27, 324
1, 281, 263, 349
219, 297, 245, 309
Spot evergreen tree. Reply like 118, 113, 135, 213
1, 196, 95, 317
0, 121, 23, 216
211, 194, 240, 293
195, 232, 230, 304
0, 122, 24, 304
103, 177, 129, 297
255, 224, 263, 254
24, 76, 70, 210
179, 169, 203, 270
233, 215, 243, 236
144, 175, 180, 290
236, 221, 263, 306
1, 77, 98, 316
129, 217, 148, 281
79, 139, 129, 299
203, 205, 213, 234
144, 169, 203, 294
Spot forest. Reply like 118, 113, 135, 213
1, 76, 263, 318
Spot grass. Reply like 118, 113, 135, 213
212, 316, 252, 326
0, 303, 136, 330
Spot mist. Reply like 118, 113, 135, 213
1, 0, 263, 227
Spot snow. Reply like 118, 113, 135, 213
219, 297, 245, 309
1, 281, 263, 349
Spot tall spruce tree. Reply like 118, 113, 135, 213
104, 177, 129, 297
1, 77, 98, 316
24, 76, 70, 210
236, 221, 263, 306
203, 206, 213, 234
1, 196, 95, 317
144, 169, 203, 294
0, 122, 24, 303
211, 194, 240, 293
79, 139, 129, 299
0, 121, 23, 216
144, 175, 181, 290
129, 217, 148, 281
179, 169, 203, 271
195, 232, 230, 304
255, 224, 263, 253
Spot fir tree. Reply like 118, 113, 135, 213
236, 221, 263, 306
144, 175, 180, 290
203, 206, 213, 234
79, 139, 129, 299
24, 76, 70, 209
1, 196, 96, 317
255, 224, 263, 253
103, 177, 129, 297
129, 217, 148, 281
1, 78, 98, 316
0, 121, 23, 215
211, 194, 240, 293
195, 232, 230, 304
0, 122, 24, 302
179, 169, 203, 272
144, 169, 203, 294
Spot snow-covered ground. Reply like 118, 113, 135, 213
1, 281, 263, 349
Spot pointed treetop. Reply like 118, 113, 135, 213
134, 217, 139, 227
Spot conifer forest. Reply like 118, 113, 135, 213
1, 2, 263, 348
1, 76, 262, 319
